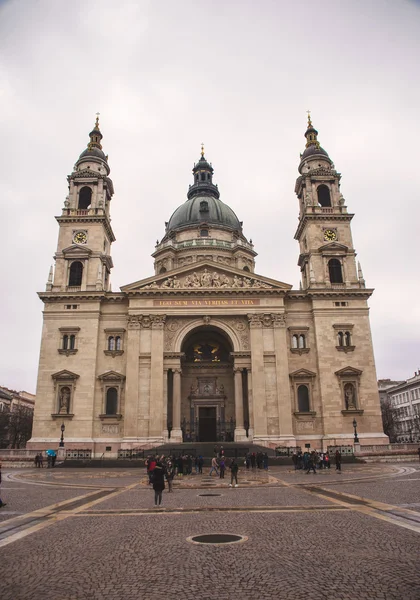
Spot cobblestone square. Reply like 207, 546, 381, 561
1, 463, 420, 599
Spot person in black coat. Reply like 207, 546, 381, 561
152, 462, 166, 506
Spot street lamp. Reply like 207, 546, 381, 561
59, 422, 65, 447
352, 418, 359, 443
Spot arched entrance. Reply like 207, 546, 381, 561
180, 326, 236, 442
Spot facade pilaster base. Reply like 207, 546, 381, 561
169, 428, 183, 443
234, 427, 247, 442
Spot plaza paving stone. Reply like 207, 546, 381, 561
0, 463, 419, 599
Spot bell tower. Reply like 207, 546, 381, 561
294, 114, 365, 290
48, 116, 115, 293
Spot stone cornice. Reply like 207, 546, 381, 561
38, 292, 126, 303
56, 213, 116, 242
294, 213, 354, 240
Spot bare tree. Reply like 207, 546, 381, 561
381, 398, 400, 443
0, 409, 10, 448
8, 404, 34, 448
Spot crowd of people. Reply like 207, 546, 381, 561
291, 449, 342, 473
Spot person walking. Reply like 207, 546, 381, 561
219, 456, 226, 479
39, 453, 43, 468
166, 459, 175, 493
335, 449, 342, 472
229, 459, 239, 487
151, 461, 166, 506
34, 453, 40, 468
198, 455, 204, 474
305, 451, 317, 474
209, 456, 219, 477
0, 461, 6, 508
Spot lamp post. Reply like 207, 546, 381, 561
59, 422, 65, 447
352, 418, 359, 444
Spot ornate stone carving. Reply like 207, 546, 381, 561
247, 313, 263, 329
127, 315, 141, 330
164, 318, 181, 350
150, 315, 166, 329
247, 313, 285, 329
272, 314, 286, 328
203, 315, 211, 325
296, 421, 314, 432
142, 269, 272, 290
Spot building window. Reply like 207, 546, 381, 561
106, 388, 118, 415
328, 259, 343, 283
317, 185, 332, 207
297, 385, 310, 412
58, 327, 80, 355
68, 261, 83, 286
78, 186, 92, 209
104, 329, 125, 356
289, 328, 310, 354
334, 324, 354, 352
200, 229, 209, 237
98, 371, 125, 419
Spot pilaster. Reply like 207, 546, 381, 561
247, 314, 267, 437
149, 315, 166, 441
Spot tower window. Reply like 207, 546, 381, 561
201, 172, 206, 181
63, 334, 76, 350
243, 266, 250, 272
106, 387, 118, 415
199, 200, 209, 212
328, 259, 343, 283
68, 261, 83, 286
317, 185, 331, 207
297, 385, 310, 412
78, 186, 92, 210
200, 229, 209, 237
159, 267, 167, 274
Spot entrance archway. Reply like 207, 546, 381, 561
179, 326, 235, 443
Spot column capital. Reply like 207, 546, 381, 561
173, 368, 182, 375
233, 367, 243, 374
247, 313, 263, 328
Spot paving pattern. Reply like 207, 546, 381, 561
0, 463, 419, 599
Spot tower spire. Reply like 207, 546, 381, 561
87, 113, 103, 151
304, 111, 320, 149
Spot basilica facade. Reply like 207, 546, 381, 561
28, 117, 388, 455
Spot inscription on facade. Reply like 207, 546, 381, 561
154, 298, 260, 307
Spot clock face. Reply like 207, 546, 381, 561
73, 231, 87, 244
324, 229, 337, 242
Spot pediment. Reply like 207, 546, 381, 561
319, 242, 348, 252
289, 368, 317, 379
121, 261, 292, 293
62, 244, 93, 257
97, 370, 126, 381
335, 366, 363, 377
51, 370, 80, 381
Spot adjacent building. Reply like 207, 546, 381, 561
28, 116, 388, 455
380, 372, 420, 442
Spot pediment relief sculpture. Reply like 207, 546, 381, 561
142, 268, 272, 290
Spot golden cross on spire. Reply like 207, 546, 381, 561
306, 110, 312, 127
201, 142, 205, 158
95, 112, 100, 129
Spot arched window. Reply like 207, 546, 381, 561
298, 335, 306, 349
345, 331, 352, 346
78, 186, 92, 210
201, 172, 206, 181
328, 259, 343, 283
159, 267, 167, 274
292, 334, 298, 348
69, 261, 83, 286
317, 185, 331, 207
243, 266, 250, 272
337, 331, 344, 346
115, 336, 122, 351
108, 336, 115, 351
297, 385, 310, 412
106, 388, 118, 415
63, 334, 69, 350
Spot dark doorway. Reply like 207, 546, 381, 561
199, 407, 217, 442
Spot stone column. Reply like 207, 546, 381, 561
149, 316, 165, 441
123, 316, 141, 442
246, 367, 254, 441
248, 313, 267, 439
234, 367, 247, 441
272, 314, 295, 443
171, 368, 183, 443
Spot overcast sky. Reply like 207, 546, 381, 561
1, 0, 419, 393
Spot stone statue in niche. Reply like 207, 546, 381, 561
59, 386, 70, 414
344, 383, 356, 409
